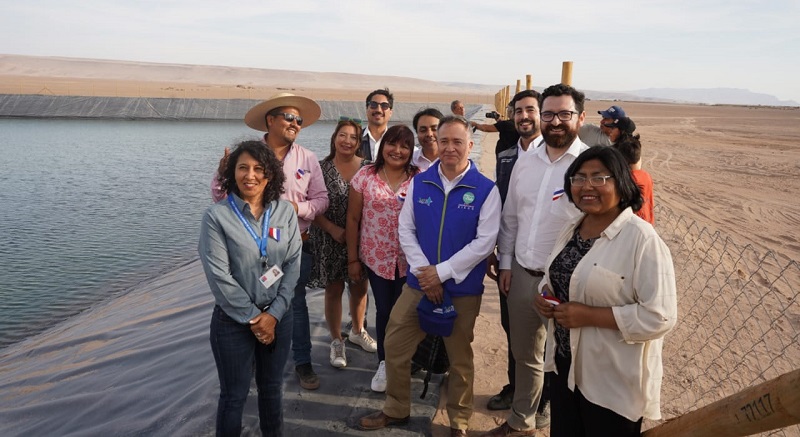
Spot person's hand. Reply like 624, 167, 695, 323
498, 269, 512, 296
534, 287, 555, 319
423, 283, 444, 305
249, 312, 278, 345
348, 260, 365, 283
330, 226, 345, 244
417, 266, 442, 294
216, 147, 231, 180
553, 302, 589, 329
486, 252, 499, 281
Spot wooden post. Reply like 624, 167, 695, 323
504, 85, 511, 112
526, 74, 532, 90
515, 79, 521, 94
643, 369, 800, 437
561, 61, 573, 86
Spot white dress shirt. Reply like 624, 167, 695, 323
498, 138, 588, 271
399, 162, 501, 283
412, 147, 438, 171
364, 127, 386, 160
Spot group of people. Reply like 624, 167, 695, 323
197, 84, 677, 437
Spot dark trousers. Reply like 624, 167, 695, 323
498, 287, 515, 387
290, 246, 314, 366
210, 305, 293, 437
549, 354, 642, 437
366, 266, 405, 362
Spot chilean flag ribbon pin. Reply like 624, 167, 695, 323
552, 188, 565, 201
268, 227, 281, 242
295, 168, 306, 179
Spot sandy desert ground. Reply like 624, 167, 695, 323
2, 55, 798, 435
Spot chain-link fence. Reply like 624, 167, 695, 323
648, 204, 800, 436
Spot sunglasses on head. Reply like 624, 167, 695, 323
272, 112, 304, 126
367, 101, 391, 110
338, 116, 364, 124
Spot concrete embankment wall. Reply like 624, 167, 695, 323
0, 94, 454, 123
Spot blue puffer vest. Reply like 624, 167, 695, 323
406, 161, 495, 297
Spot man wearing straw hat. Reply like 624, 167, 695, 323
212, 92, 329, 390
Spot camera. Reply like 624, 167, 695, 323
485, 111, 501, 121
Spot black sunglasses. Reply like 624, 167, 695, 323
601, 122, 618, 129
272, 112, 304, 126
367, 101, 391, 110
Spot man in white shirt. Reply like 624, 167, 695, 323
359, 88, 394, 160
411, 107, 444, 171
485, 89, 545, 414
481, 84, 589, 437
359, 116, 501, 437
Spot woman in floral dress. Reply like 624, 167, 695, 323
346, 124, 419, 392
310, 120, 376, 369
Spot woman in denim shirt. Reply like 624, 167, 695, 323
199, 140, 302, 437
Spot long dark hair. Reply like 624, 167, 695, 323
371, 124, 417, 176
564, 146, 643, 212
221, 140, 285, 207
324, 120, 363, 161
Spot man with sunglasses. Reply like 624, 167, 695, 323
483, 84, 588, 437
212, 92, 329, 391
579, 104, 636, 147
359, 88, 394, 160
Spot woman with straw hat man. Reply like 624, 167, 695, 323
212, 93, 329, 392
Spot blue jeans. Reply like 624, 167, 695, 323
291, 246, 314, 366
210, 305, 293, 437
366, 266, 405, 362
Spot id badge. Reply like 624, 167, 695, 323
259, 265, 284, 289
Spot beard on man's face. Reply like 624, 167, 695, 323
542, 123, 577, 149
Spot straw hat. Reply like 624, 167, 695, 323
244, 93, 322, 131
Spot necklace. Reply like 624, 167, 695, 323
382, 167, 403, 192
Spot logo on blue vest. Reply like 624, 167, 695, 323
457, 192, 476, 211
418, 196, 433, 206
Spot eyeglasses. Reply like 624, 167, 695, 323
273, 112, 304, 126
541, 111, 578, 122
367, 101, 391, 110
570, 175, 614, 187
601, 122, 618, 129
338, 116, 364, 124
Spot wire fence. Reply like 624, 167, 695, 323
648, 204, 800, 436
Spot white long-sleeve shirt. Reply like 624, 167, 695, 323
399, 162, 501, 283
497, 138, 588, 271
541, 208, 678, 421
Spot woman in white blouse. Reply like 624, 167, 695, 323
533, 146, 677, 437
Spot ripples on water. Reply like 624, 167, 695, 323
0, 118, 336, 348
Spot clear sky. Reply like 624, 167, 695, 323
2, 0, 799, 102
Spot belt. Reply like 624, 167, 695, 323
523, 268, 545, 277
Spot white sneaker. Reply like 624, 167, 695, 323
371, 360, 387, 392
348, 328, 377, 353
329, 339, 347, 368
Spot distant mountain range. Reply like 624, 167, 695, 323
2, 55, 797, 107
604, 87, 798, 107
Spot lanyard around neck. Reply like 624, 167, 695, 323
228, 194, 271, 259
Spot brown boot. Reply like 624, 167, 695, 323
357, 410, 410, 430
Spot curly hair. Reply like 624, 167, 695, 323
564, 145, 643, 212
539, 83, 586, 114
220, 140, 285, 207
